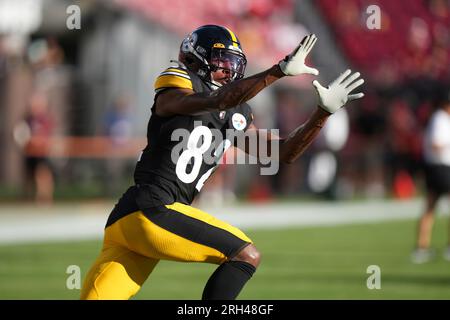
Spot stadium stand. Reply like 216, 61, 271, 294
317, 0, 450, 81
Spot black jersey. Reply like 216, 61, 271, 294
133, 65, 253, 205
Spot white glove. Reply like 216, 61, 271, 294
278, 34, 319, 76
312, 69, 365, 114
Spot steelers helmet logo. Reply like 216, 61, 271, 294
181, 32, 198, 53
232, 113, 247, 131
190, 32, 198, 46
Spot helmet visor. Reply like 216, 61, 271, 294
210, 48, 247, 81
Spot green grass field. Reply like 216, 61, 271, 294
0, 217, 449, 300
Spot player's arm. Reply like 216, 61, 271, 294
240, 115, 327, 164
239, 70, 365, 164
156, 35, 319, 117
155, 66, 283, 116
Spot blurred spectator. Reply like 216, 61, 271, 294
412, 90, 450, 263
385, 99, 422, 198
272, 89, 305, 195
336, 0, 360, 30
102, 95, 134, 196
103, 95, 133, 146
428, 0, 450, 19
29, 38, 71, 136
268, 10, 309, 57
235, 14, 266, 62
403, 18, 432, 79
14, 92, 55, 205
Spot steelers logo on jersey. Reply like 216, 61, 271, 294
232, 113, 247, 131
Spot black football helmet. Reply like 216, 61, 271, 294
179, 25, 247, 84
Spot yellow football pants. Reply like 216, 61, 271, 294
80, 202, 251, 300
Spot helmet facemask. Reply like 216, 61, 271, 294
209, 48, 247, 83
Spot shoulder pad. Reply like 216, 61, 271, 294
154, 66, 193, 93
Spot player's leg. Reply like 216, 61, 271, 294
444, 194, 450, 260
445, 194, 450, 261
80, 240, 159, 300
116, 202, 258, 299
81, 186, 160, 300
412, 190, 439, 263
162, 203, 261, 300
443, 165, 450, 260
412, 164, 444, 263
417, 191, 439, 249
202, 243, 261, 300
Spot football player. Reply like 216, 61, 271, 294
412, 91, 450, 263
80, 25, 364, 300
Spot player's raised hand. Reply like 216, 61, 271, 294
278, 34, 319, 76
312, 69, 365, 114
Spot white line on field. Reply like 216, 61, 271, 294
0, 198, 448, 245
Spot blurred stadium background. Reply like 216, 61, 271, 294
0, 0, 449, 299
